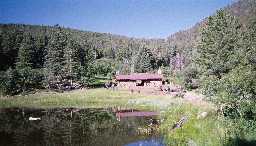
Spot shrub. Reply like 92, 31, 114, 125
216, 66, 256, 119
223, 118, 256, 146
0, 68, 44, 95
0, 68, 20, 95
182, 64, 200, 90
200, 75, 221, 99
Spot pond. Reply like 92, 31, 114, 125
0, 108, 165, 146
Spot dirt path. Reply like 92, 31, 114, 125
125, 88, 214, 109
183, 90, 214, 108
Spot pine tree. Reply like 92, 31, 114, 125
197, 9, 256, 119
15, 34, 34, 93
63, 39, 80, 86
44, 26, 68, 89
169, 45, 177, 74
135, 46, 153, 73
76, 42, 95, 85
32, 35, 48, 68
198, 9, 243, 78
244, 11, 256, 68
0, 68, 19, 95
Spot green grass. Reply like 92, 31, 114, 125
160, 103, 228, 146
89, 77, 110, 86
0, 88, 165, 110
160, 104, 256, 146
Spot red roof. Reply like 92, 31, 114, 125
116, 73, 163, 81
116, 111, 159, 118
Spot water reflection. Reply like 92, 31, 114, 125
125, 138, 165, 146
0, 108, 164, 146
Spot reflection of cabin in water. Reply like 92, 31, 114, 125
115, 73, 163, 88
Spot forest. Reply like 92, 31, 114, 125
0, 0, 255, 145
0, 23, 183, 94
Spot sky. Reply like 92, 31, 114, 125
0, 0, 235, 38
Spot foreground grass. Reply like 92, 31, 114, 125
160, 103, 226, 146
0, 88, 173, 110
160, 103, 256, 146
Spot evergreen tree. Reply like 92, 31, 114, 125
198, 9, 243, 79
169, 45, 177, 74
244, 12, 256, 68
77, 43, 95, 85
44, 26, 68, 89
198, 9, 255, 120
32, 35, 48, 68
63, 39, 80, 86
135, 46, 153, 73
15, 34, 34, 93
0, 68, 19, 95
16, 35, 33, 69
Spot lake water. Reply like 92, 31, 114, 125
0, 108, 165, 146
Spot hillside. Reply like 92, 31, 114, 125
0, 24, 169, 72
167, 0, 256, 50
0, 0, 255, 80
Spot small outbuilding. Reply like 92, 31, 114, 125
115, 73, 163, 88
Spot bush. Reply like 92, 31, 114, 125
29, 69, 44, 89
0, 68, 20, 95
200, 75, 220, 98
170, 71, 184, 85
93, 59, 113, 77
0, 68, 44, 95
182, 64, 200, 90
216, 66, 256, 119
223, 118, 256, 146
200, 66, 256, 120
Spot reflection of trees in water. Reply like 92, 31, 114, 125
0, 108, 44, 145
0, 108, 153, 146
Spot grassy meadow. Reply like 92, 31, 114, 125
0, 88, 176, 110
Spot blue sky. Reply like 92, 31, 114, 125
0, 0, 234, 38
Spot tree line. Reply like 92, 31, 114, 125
0, 24, 186, 95
198, 9, 256, 120
182, 8, 256, 141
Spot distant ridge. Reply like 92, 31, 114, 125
166, 0, 256, 50
0, 0, 255, 71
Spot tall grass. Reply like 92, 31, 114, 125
0, 88, 163, 110
160, 103, 229, 146
160, 103, 256, 146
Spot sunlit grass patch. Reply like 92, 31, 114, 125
0, 88, 169, 109
160, 103, 226, 146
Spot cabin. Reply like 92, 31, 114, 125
115, 73, 163, 88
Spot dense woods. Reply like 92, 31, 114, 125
198, 8, 256, 138
0, 24, 182, 94
0, 0, 255, 91
0, 0, 255, 145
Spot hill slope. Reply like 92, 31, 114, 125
167, 0, 256, 50
0, 0, 255, 73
